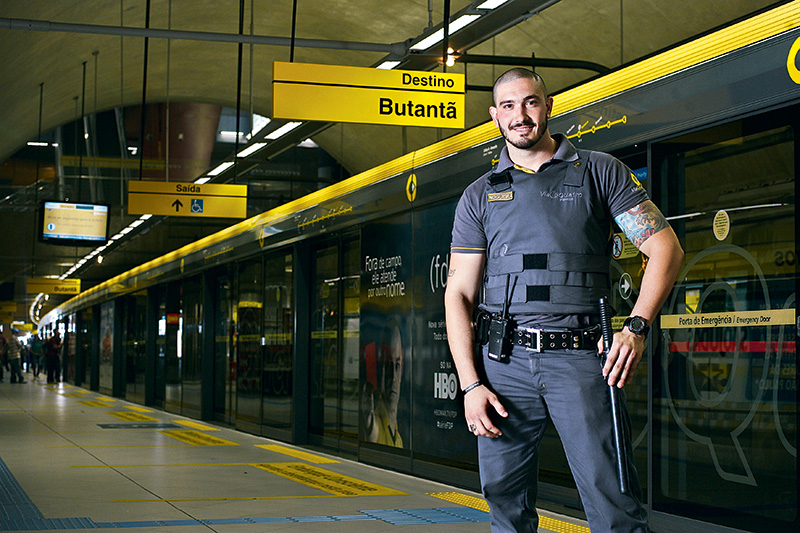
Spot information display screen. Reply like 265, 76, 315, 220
40, 201, 109, 246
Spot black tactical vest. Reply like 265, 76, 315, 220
481, 149, 612, 315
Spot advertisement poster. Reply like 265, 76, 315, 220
412, 200, 477, 464
360, 213, 413, 449
99, 301, 114, 392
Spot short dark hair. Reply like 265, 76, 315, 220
492, 68, 548, 105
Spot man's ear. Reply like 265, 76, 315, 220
489, 106, 499, 126
545, 96, 554, 119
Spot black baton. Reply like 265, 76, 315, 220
599, 296, 630, 494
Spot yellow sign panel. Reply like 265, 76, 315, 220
0, 301, 16, 313
611, 233, 639, 260
27, 278, 80, 295
661, 309, 795, 329
273, 61, 465, 129
128, 181, 247, 218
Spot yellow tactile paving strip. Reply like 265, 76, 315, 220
174, 419, 219, 431
428, 492, 590, 532
158, 429, 240, 446
255, 444, 340, 463
254, 462, 407, 497
106, 411, 159, 422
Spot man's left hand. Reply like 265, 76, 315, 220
597, 329, 645, 388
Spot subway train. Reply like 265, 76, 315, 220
39, 4, 800, 532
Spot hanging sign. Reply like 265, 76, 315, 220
273, 62, 465, 129
128, 182, 248, 218
27, 278, 81, 295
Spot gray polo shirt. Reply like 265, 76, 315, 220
450, 134, 649, 328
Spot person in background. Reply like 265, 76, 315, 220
29, 333, 44, 379
46, 332, 63, 384
7, 328, 27, 384
0, 331, 8, 382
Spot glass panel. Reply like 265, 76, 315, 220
261, 252, 294, 431
165, 283, 182, 414
310, 245, 339, 439
214, 274, 234, 423
236, 260, 263, 431
341, 237, 360, 441
154, 291, 167, 408
182, 277, 203, 417
99, 301, 115, 394
80, 307, 92, 386
653, 117, 797, 530
124, 292, 147, 404
64, 314, 76, 383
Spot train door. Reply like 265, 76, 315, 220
213, 270, 234, 425
153, 288, 167, 409
308, 234, 360, 453
234, 258, 263, 434
181, 275, 203, 418
261, 250, 294, 437
650, 108, 798, 532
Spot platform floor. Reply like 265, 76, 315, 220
1, 374, 590, 532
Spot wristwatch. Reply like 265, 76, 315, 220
623, 315, 650, 337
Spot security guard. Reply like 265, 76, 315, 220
445, 68, 684, 532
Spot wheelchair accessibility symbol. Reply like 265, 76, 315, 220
191, 199, 204, 213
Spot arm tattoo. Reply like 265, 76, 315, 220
448, 268, 456, 278
614, 201, 669, 248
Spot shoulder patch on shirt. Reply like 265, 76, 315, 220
630, 172, 644, 190
487, 191, 514, 202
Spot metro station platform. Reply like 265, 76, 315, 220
1, 377, 589, 532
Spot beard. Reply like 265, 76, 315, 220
499, 116, 548, 149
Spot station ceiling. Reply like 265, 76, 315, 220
0, 0, 780, 324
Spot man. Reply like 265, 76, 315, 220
46, 332, 62, 384
445, 68, 684, 532
7, 328, 27, 384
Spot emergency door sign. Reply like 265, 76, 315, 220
128, 182, 248, 219
272, 62, 465, 129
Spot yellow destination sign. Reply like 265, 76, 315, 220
27, 278, 81, 295
128, 181, 247, 218
273, 61, 465, 129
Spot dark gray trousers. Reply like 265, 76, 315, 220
477, 345, 649, 532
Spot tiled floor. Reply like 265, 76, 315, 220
1, 374, 589, 532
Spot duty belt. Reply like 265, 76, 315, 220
512, 325, 601, 352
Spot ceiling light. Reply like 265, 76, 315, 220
266, 122, 302, 140
207, 161, 234, 176
377, 60, 401, 70
237, 142, 267, 158
410, 14, 480, 51
195, 176, 211, 184
219, 130, 244, 139
476, 0, 511, 9
27, 141, 49, 147
97, 255, 103, 264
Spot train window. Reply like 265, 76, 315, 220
651, 108, 797, 531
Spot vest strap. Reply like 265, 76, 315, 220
485, 284, 605, 306
487, 253, 609, 276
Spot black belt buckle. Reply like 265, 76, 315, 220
517, 326, 542, 352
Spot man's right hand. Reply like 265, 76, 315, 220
464, 385, 507, 438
